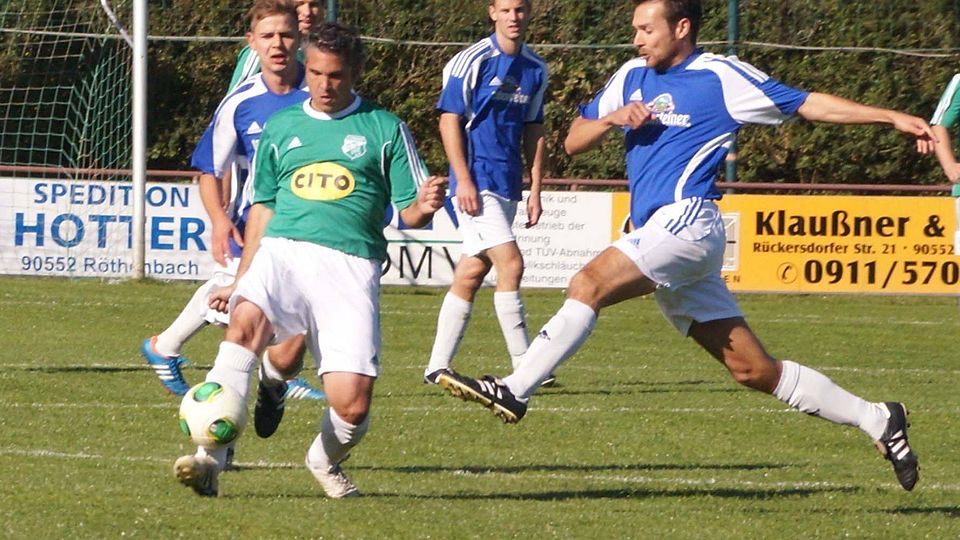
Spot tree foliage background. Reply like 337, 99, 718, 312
6, 0, 960, 186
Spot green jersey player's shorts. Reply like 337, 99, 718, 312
231, 237, 382, 378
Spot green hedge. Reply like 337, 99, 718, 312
143, 0, 960, 186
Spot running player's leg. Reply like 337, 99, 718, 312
305, 372, 372, 498
502, 246, 654, 398
143, 260, 238, 395
300, 245, 381, 497
424, 254, 490, 382
175, 298, 273, 495
254, 334, 314, 438
689, 313, 918, 489
485, 240, 530, 370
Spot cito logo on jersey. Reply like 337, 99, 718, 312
646, 93, 692, 128
291, 162, 355, 200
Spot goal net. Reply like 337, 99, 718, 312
0, 0, 132, 178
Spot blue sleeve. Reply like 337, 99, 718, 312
437, 53, 469, 116
189, 124, 217, 175
437, 74, 467, 115
578, 59, 645, 120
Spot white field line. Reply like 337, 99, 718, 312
1, 447, 958, 493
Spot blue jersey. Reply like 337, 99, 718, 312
190, 67, 309, 256
436, 34, 548, 201
581, 51, 808, 228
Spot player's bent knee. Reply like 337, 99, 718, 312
331, 404, 369, 426
567, 268, 603, 304
726, 358, 779, 393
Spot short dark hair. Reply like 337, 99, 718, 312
634, 0, 702, 44
305, 22, 367, 74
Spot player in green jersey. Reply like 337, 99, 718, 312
173, 22, 447, 498
931, 73, 960, 183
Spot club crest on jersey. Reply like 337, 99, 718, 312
291, 162, 356, 201
646, 93, 692, 128
342, 134, 367, 160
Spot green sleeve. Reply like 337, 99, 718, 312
228, 46, 260, 93
387, 122, 428, 211
252, 126, 280, 210
931, 73, 960, 129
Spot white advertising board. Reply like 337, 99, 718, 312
1, 178, 613, 287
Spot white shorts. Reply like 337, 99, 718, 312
613, 198, 742, 335
203, 258, 240, 326
455, 191, 518, 257
231, 237, 382, 378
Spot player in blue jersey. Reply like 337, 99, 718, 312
424, 0, 549, 386
142, 1, 322, 420
229, 0, 322, 91
438, 0, 934, 491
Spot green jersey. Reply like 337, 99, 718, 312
253, 97, 428, 261
229, 45, 307, 92
932, 73, 960, 129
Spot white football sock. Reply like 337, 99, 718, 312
307, 407, 370, 469
774, 360, 889, 440
260, 349, 289, 386
196, 446, 229, 471
503, 299, 596, 399
494, 290, 529, 370
155, 279, 217, 356
205, 341, 258, 403
425, 292, 473, 376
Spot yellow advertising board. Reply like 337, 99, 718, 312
612, 193, 960, 295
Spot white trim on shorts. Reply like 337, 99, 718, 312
455, 190, 518, 257
612, 198, 742, 335
231, 237, 382, 377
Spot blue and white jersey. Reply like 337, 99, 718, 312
437, 34, 548, 201
190, 66, 309, 256
581, 50, 808, 228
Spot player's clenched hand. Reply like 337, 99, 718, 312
208, 284, 236, 314
889, 112, 938, 148
606, 101, 655, 130
418, 175, 448, 213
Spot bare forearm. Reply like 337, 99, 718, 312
235, 204, 272, 280
564, 116, 615, 155
199, 174, 230, 224
439, 113, 473, 184
523, 124, 546, 193
933, 125, 958, 167
798, 92, 899, 125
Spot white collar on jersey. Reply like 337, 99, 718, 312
302, 94, 361, 120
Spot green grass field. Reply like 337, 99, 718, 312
1, 276, 958, 538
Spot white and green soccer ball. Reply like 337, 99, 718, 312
178, 382, 247, 449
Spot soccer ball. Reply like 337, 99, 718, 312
178, 382, 247, 449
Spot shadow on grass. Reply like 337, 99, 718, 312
883, 506, 960, 518
363, 462, 792, 474
395, 485, 859, 501
229, 462, 792, 474
232, 485, 857, 502
19, 366, 146, 373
